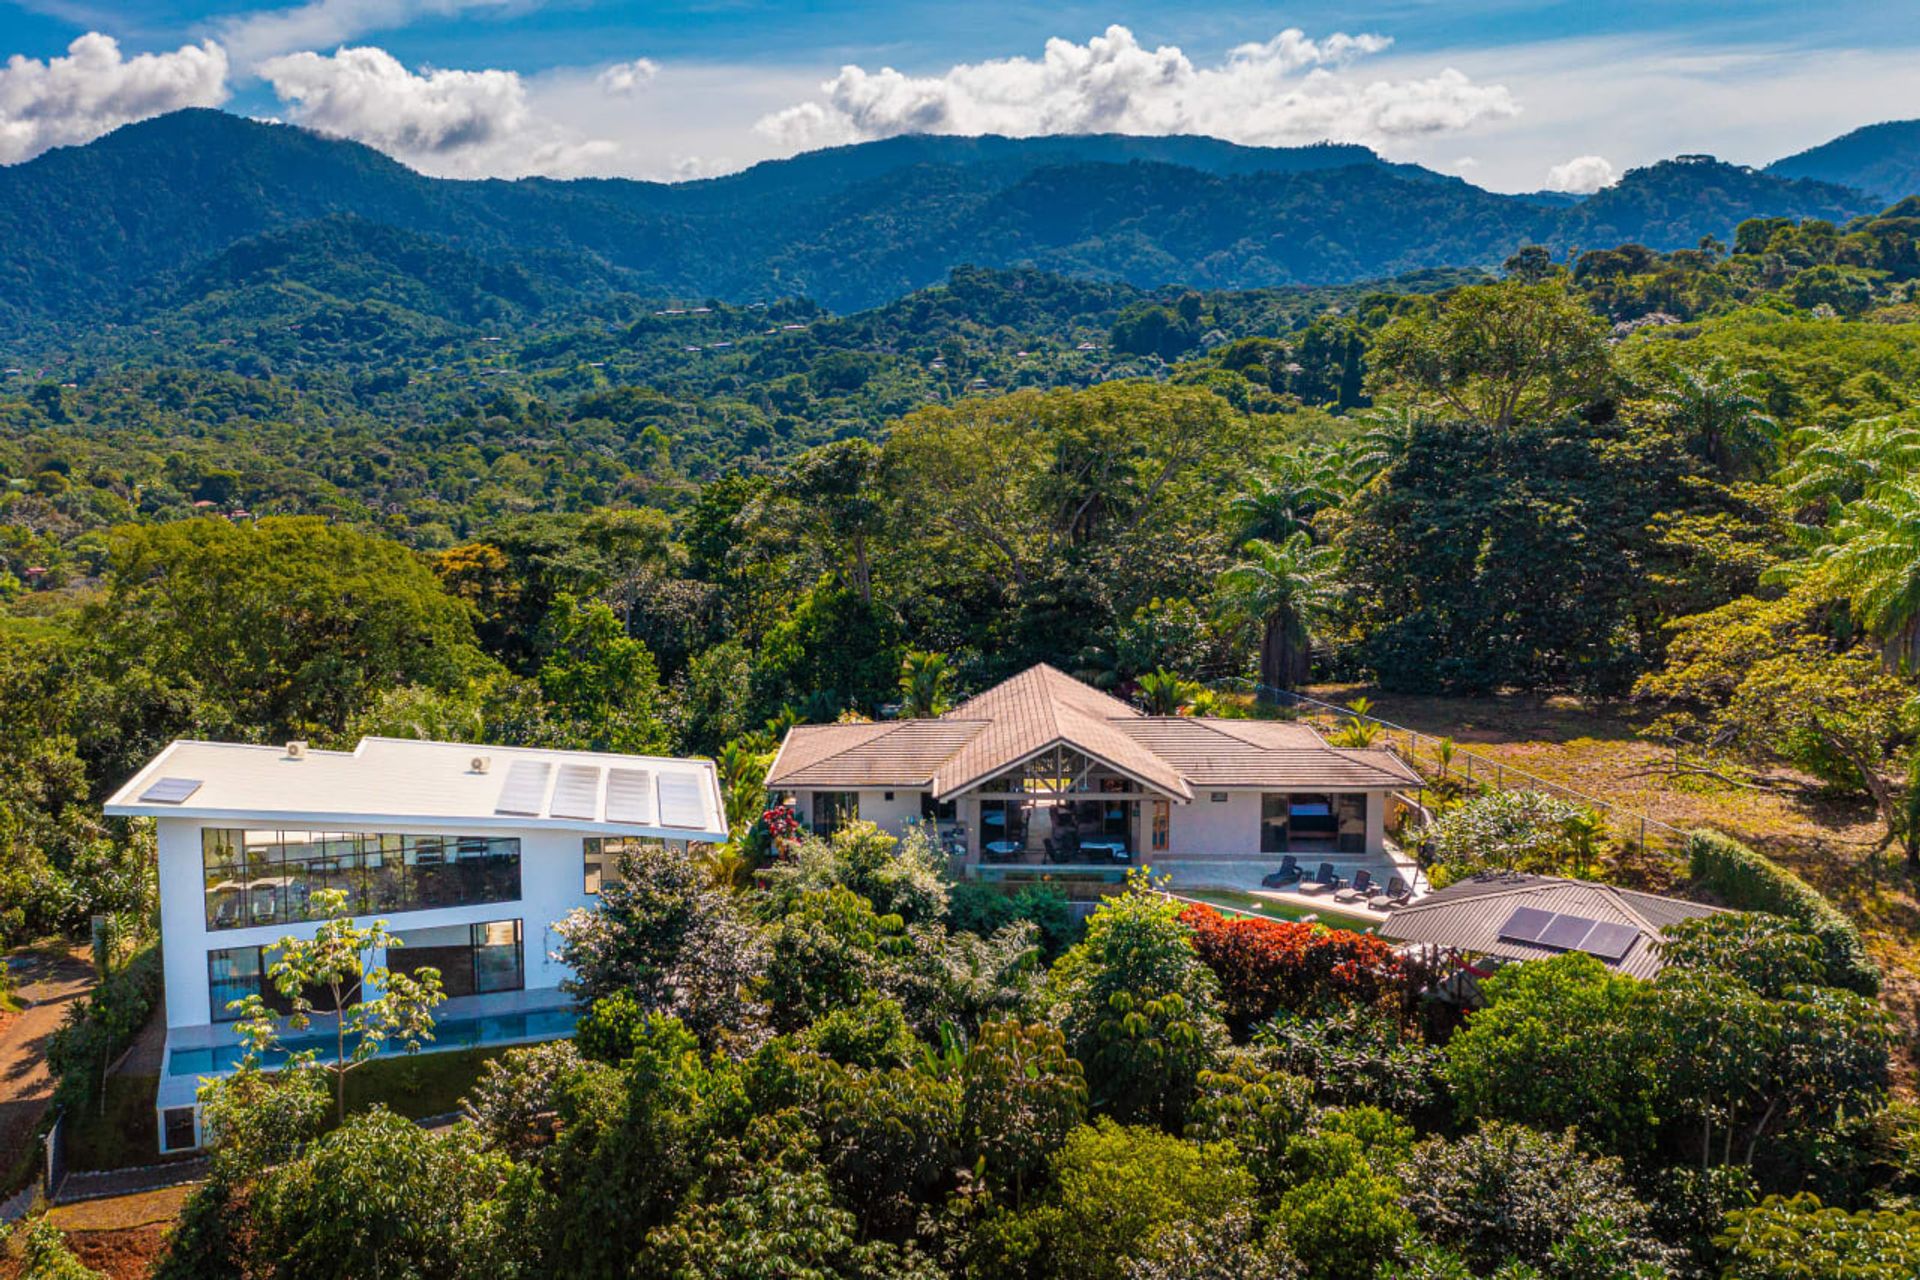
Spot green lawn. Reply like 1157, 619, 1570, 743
337, 1045, 508, 1121
64, 1074, 189, 1172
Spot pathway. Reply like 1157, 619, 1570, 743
0, 944, 93, 1188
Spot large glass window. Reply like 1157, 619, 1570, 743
1261, 794, 1289, 854
583, 837, 699, 894
811, 791, 859, 836
207, 946, 265, 1022
201, 829, 522, 930
391, 920, 524, 999
207, 944, 344, 1020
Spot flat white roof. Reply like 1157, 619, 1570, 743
103, 737, 730, 842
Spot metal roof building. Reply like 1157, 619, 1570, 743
1380, 871, 1723, 980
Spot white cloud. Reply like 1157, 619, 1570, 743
756, 24, 1517, 151
1544, 153, 1617, 193
219, 0, 517, 69
258, 44, 616, 177
597, 58, 658, 96
0, 32, 229, 164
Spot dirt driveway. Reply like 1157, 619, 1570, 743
1, 944, 94, 1179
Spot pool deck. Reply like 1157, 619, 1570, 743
1151, 845, 1430, 925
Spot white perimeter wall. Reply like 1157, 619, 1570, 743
156, 818, 590, 1028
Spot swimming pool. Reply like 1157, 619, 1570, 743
1173, 887, 1379, 934
168, 1005, 580, 1077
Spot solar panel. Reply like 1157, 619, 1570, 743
494, 760, 553, 816
1539, 913, 1600, 952
1576, 921, 1641, 962
604, 768, 656, 825
140, 777, 203, 804
657, 772, 707, 830
1496, 906, 1556, 944
550, 764, 603, 821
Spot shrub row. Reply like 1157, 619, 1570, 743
1685, 829, 1879, 996
1177, 904, 1407, 1035
47, 940, 165, 1113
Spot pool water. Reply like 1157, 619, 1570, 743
169, 1005, 579, 1077
1174, 888, 1379, 934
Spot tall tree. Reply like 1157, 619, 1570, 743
1216, 531, 1341, 696
1803, 480, 1920, 672
1647, 358, 1780, 479
1368, 279, 1613, 429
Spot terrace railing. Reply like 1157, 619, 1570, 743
1213, 679, 1687, 856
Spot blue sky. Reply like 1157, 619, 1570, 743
2, 0, 1918, 188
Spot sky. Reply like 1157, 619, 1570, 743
0, 1, 1917, 191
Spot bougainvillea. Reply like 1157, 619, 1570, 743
760, 803, 804, 854
1177, 904, 1407, 1036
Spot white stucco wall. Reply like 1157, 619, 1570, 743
855, 788, 923, 834
1169, 791, 1262, 854
156, 817, 591, 1029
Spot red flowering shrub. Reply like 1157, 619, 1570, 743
1177, 904, 1408, 1035
760, 803, 803, 852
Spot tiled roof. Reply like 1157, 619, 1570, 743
1114, 719, 1420, 789
936, 665, 1188, 799
765, 663, 1418, 802
766, 719, 988, 787
1380, 872, 1722, 980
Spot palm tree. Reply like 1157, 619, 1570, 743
1344, 406, 1424, 488
1777, 414, 1920, 512
715, 740, 771, 835
1810, 480, 1920, 672
898, 649, 955, 718
1217, 531, 1343, 699
1651, 359, 1779, 478
1230, 447, 1347, 545
1135, 668, 1197, 715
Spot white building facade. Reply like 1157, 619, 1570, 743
105, 737, 728, 1153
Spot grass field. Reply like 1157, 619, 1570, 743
1305, 684, 1920, 1075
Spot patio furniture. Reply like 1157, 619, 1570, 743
1334, 869, 1374, 904
985, 839, 1021, 861
1368, 875, 1413, 910
1261, 856, 1301, 888
1299, 862, 1342, 894
1080, 838, 1128, 863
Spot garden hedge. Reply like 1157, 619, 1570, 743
1684, 829, 1879, 996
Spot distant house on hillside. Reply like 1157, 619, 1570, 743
765, 664, 1419, 872
1380, 871, 1722, 981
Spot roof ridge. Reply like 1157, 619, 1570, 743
1597, 884, 1664, 934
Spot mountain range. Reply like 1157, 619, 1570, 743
0, 109, 1914, 336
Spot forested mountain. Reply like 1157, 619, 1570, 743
6, 96, 1920, 1279
1769, 118, 1920, 204
0, 109, 1885, 333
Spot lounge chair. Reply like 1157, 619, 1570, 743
1369, 875, 1413, 910
1299, 862, 1341, 894
1333, 869, 1373, 904
1260, 856, 1301, 888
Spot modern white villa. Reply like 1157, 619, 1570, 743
104, 736, 728, 1154
766, 664, 1422, 876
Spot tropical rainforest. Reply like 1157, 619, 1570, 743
5, 112, 1920, 1279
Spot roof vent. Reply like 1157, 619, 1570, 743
470, 755, 492, 775
285, 740, 308, 760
